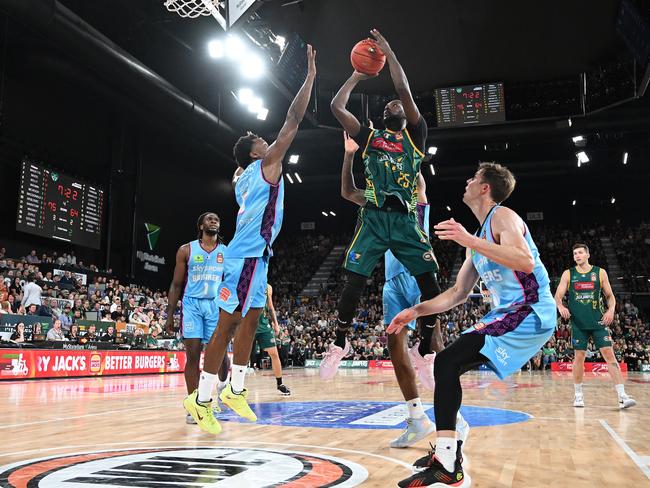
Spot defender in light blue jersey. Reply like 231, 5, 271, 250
166, 213, 231, 424
187, 45, 317, 434
390, 162, 556, 488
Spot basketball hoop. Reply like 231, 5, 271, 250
164, 0, 227, 29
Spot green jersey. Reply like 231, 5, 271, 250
568, 266, 604, 330
256, 285, 271, 333
356, 119, 427, 210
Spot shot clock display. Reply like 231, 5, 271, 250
434, 82, 505, 127
16, 160, 104, 249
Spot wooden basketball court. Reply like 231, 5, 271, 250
1, 368, 648, 487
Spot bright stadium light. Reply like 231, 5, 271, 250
446, 205, 451, 211
427, 146, 438, 155
329, 211, 336, 216
429, 164, 435, 175
208, 40, 224, 58
572, 135, 584, 144
256, 107, 269, 120
572, 200, 576, 206
285, 173, 294, 184
611, 197, 616, 204
321, 211, 328, 217
241, 53, 265, 79
247, 97, 263, 113
294, 173, 302, 183
238, 88, 253, 104
576, 151, 589, 164
275, 35, 286, 51
225, 35, 245, 59
288, 154, 299, 164
623, 152, 628, 165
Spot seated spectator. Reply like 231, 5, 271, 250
84, 324, 98, 341
65, 324, 79, 341
72, 309, 84, 323
132, 328, 146, 348
129, 306, 150, 325
146, 328, 159, 349
542, 342, 557, 369
46, 319, 66, 341
59, 305, 73, 331
100, 325, 116, 342
26, 304, 39, 316
10, 322, 26, 343
0, 301, 11, 314
59, 270, 76, 288
25, 250, 40, 264
38, 298, 55, 318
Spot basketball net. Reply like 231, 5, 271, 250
163, 0, 226, 29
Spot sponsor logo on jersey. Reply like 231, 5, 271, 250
574, 282, 595, 291
348, 251, 362, 263
370, 137, 404, 153
495, 346, 510, 366
193, 255, 204, 263
590, 272, 597, 282
395, 132, 403, 141
219, 287, 231, 301
217, 253, 224, 263
422, 251, 435, 262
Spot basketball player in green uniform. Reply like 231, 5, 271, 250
251, 284, 291, 395
555, 243, 636, 408
323, 28, 442, 380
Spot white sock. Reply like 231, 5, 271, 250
574, 383, 583, 395
197, 371, 218, 403
435, 436, 457, 472
230, 363, 247, 393
406, 397, 425, 419
615, 384, 626, 397
456, 412, 468, 433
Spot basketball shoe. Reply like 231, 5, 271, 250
277, 384, 291, 396
619, 393, 636, 409
219, 384, 257, 421
319, 340, 351, 380
390, 415, 436, 448
408, 343, 435, 391
183, 390, 222, 434
400, 447, 471, 488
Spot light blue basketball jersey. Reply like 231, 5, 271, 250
184, 240, 226, 299
385, 203, 430, 281
227, 159, 285, 258
471, 205, 554, 314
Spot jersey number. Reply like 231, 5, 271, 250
203, 282, 209, 296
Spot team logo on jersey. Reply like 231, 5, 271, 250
395, 132, 403, 141
219, 287, 231, 301
0, 447, 369, 487
348, 251, 362, 263
422, 251, 435, 262
194, 255, 204, 263
217, 253, 224, 263
590, 272, 597, 282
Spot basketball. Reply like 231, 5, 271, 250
350, 39, 386, 75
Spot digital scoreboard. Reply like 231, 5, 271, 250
16, 160, 104, 249
434, 83, 506, 127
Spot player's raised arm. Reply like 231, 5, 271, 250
370, 29, 420, 126
165, 244, 189, 333
263, 45, 317, 183
340, 132, 366, 206
331, 71, 377, 136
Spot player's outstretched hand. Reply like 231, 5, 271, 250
351, 70, 378, 82
343, 132, 359, 154
307, 44, 317, 77
370, 29, 391, 56
434, 218, 474, 247
387, 307, 417, 334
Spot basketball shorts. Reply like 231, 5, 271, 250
571, 326, 612, 350
383, 272, 420, 330
255, 321, 277, 350
343, 206, 438, 278
463, 300, 557, 379
181, 296, 219, 343
217, 256, 268, 316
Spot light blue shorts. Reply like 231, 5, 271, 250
217, 256, 268, 317
383, 272, 421, 330
182, 296, 219, 343
464, 301, 557, 379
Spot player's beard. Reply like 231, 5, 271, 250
203, 228, 219, 236
383, 114, 404, 131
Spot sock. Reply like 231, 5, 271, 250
435, 436, 457, 472
406, 397, 425, 419
230, 364, 247, 394
615, 384, 626, 397
334, 321, 348, 348
456, 412, 468, 434
217, 373, 229, 393
418, 318, 435, 356
197, 371, 218, 403
574, 383, 583, 395
276, 377, 283, 387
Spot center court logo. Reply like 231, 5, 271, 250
0, 447, 369, 487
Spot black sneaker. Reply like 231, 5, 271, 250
413, 441, 464, 473
399, 455, 470, 487
277, 384, 291, 396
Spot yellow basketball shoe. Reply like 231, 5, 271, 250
183, 390, 222, 435
219, 384, 257, 421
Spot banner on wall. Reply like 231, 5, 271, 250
551, 361, 628, 372
136, 222, 166, 274
305, 359, 368, 369
0, 349, 187, 380
0, 314, 52, 340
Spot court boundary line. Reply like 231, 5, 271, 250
599, 419, 650, 480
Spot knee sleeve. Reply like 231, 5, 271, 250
415, 272, 441, 300
337, 271, 367, 323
